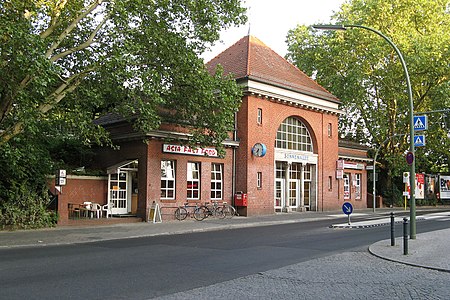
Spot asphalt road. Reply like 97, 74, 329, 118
1, 217, 449, 300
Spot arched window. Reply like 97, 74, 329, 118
275, 117, 313, 152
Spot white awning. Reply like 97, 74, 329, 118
107, 159, 138, 174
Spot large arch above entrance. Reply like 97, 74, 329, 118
274, 117, 318, 212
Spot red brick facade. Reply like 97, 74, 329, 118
54, 35, 371, 223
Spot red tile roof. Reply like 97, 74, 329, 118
206, 35, 340, 103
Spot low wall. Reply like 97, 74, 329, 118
48, 175, 108, 225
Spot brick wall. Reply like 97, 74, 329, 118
49, 175, 108, 225
235, 94, 340, 214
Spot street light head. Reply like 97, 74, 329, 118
312, 24, 347, 31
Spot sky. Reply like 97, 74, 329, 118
202, 0, 346, 62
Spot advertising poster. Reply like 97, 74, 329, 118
439, 175, 450, 199
415, 173, 425, 200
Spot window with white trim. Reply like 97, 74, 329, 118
275, 117, 313, 152
161, 160, 175, 199
355, 173, 361, 200
257, 108, 263, 125
187, 162, 200, 199
328, 123, 333, 138
211, 163, 223, 200
343, 173, 350, 200
257, 172, 262, 189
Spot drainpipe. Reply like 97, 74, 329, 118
232, 111, 238, 205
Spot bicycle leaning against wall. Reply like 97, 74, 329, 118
201, 201, 225, 219
174, 202, 207, 221
221, 201, 239, 218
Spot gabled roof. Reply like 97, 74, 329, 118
206, 35, 339, 103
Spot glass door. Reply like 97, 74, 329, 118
289, 163, 302, 209
275, 179, 284, 209
109, 172, 129, 214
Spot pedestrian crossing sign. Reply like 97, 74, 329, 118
414, 135, 426, 147
413, 115, 427, 131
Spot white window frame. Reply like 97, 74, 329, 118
211, 163, 223, 200
257, 172, 262, 189
343, 173, 350, 200
161, 160, 175, 199
257, 108, 263, 125
355, 173, 361, 200
187, 162, 201, 200
275, 117, 313, 152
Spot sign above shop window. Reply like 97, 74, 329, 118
343, 162, 364, 170
163, 144, 218, 157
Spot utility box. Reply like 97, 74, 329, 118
234, 192, 248, 206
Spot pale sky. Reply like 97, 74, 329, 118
202, 0, 346, 62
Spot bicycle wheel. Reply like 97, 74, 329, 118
174, 207, 188, 221
214, 207, 226, 219
223, 205, 237, 218
193, 206, 207, 221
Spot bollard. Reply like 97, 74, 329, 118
403, 217, 408, 255
390, 212, 395, 246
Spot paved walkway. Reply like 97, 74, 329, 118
1, 208, 450, 273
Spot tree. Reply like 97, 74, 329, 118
0, 0, 246, 147
0, 0, 246, 227
286, 0, 450, 203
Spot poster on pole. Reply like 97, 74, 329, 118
439, 175, 450, 199
415, 173, 425, 199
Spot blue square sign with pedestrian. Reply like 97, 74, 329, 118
413, 115, 427, 131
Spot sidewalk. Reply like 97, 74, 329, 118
1, 208, 449, 272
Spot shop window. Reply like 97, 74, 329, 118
257, 172, 262, 189
355, 173, 361, 200
211, 163, 223, 200
343, 173, 350, 200
257, 108, 263, 125
275, 117, 313, 152
187, 162, 200, 199
161, 160, 175, 199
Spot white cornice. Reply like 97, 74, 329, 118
241, 79, 343, 115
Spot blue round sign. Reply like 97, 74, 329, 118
342, 202, 353, 215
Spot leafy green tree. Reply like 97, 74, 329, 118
1, 0, 246, 146
0, 0, 246, 227
286, 0, 450, 203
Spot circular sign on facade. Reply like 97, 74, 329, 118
252, 143, 267, 157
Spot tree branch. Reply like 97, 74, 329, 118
40, 0, 69, 39
45, 0, 103, 59
50, 13, 110, 62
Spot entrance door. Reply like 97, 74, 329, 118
275, 179, 284, 210
303, 182, 311, 209
109, 172, 129, 214
288, 180, 299, 208
288, 163, 302, 209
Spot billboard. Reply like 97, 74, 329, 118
439, 175, 450, 199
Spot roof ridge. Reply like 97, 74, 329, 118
247, 36, 336, 98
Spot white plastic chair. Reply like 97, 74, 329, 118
90, 203, 102, 218
102, 202, 114, 218
81, 201, 92, 218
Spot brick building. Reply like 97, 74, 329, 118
59, 35, 371, 223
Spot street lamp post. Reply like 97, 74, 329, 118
313, 24, 416, 239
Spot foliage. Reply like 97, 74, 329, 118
286, 0, 450, 198
1, 0, 246, 147
0, 0, 246, 227
0, 133, 56, 228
